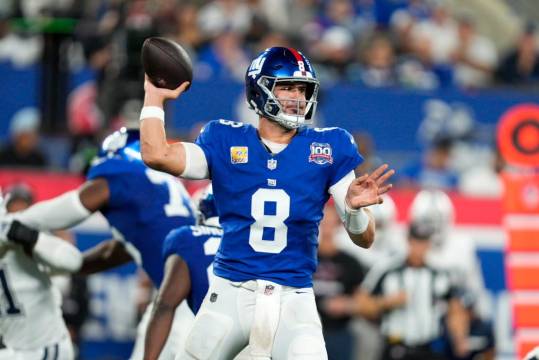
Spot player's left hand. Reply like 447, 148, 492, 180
345, 164, 394, 209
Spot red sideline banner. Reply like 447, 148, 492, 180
0, 170, 504, 224
0, 169, 84, 201
390, 190, 502, 225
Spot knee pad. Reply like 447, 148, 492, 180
288, 335, 327, 360
184, 311, 233, 360
282, 294, 321, 330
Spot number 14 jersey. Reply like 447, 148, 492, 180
196, 120, 362, 287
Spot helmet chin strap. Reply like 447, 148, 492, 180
267, 114, 303, 129
270, 97, 312, 129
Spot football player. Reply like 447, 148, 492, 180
144, 185, 221, 360
409, 189, 493, 359
140, 47, 394, 359
11, 128, 197, 360
409, 189, 488, 318
0, 196, 82, 359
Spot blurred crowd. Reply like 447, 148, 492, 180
312, 189, 497, 360
0, 0, 532, 195
1, 0, 538, 89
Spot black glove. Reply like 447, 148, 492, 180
7, 220, 39, 255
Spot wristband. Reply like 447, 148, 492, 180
344, 203, 370, 234
140, 106, 165, 122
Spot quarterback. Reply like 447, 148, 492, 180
140, 47, 394, 359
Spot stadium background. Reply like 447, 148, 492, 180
0, 0, 538, 359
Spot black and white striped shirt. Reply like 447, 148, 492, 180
361, 256, 461, 346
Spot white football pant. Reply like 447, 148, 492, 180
131, 300, 195, 360
0, 335, 73, 360
177, 275, 327, 360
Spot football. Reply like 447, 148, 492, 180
141, 37, 193, 90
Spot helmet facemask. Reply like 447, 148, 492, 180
254, 76, 319, 129
101, 128, 129, 157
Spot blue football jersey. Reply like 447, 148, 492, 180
196, 120, 363, 287
162, 225, 223, 314
87, 144, 196, 286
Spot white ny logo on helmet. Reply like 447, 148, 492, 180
248, 56, 266, 79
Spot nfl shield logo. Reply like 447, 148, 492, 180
267, 158, 277, 170
264, 285, 275, 296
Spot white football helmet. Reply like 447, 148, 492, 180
524, 346, 539, 360
369, 194, 399, 253
409, 189, 454, 247
370, 194, 397, 230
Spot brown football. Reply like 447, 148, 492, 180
141, 37, 193, 90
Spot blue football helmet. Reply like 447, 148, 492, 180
99, 127, 141, 160
197, 184, 219, 227
245, 47, 319, 129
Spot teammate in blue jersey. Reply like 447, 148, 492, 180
140, 47, 394, 359
144, 185, 222, 360
12, 128, 197, 360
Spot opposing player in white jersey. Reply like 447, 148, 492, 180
0, 196, 82, 360
409, 189, 489, 318
409, 189, 496, 358
140, 47, 395, 359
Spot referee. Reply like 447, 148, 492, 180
353, 221, 470, 360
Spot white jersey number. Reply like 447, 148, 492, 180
218, 119, 243, 128
249, 189, 290, 254
0, 267, 22, 316
145, 169, 193, 217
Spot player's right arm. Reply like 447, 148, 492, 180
78, 239, 133, 275
13, 178, 110, 231
139, 77, 208, 179
144, 254, 191, 360
2, 220, 82, 273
